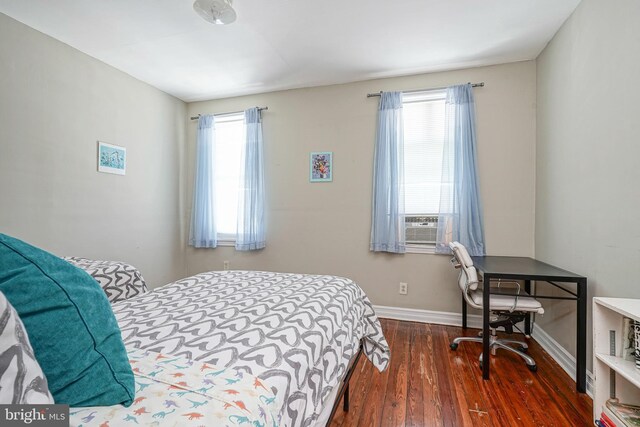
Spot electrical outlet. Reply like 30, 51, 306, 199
223, 260, 230, 271
399, 282, 408, 295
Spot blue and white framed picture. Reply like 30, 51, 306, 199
310, 152, 333, 182
97, 141, 126, 175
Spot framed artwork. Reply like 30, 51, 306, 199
97, 141, 126, 175
310, 152, 333, 182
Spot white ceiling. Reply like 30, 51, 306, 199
0, 0, 580, 102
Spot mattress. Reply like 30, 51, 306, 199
109, 270, 390, 427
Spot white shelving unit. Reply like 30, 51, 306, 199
593, 297, 640, 424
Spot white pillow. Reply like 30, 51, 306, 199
0, 291, 54, 404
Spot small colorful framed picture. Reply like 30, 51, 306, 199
310, 152, 333, 182
97, 141, 126, 175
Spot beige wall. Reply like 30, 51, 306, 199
185, 61, 537, 312
0, 10, 539, 315
536, 0, 640, 367
0, 13, 187, 287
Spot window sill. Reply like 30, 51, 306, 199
405, 244, 437, 254
217, 240, 236, 247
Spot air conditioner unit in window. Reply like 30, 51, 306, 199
405, 215, 438, 244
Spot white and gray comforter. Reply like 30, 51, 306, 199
112, 270, 390, 427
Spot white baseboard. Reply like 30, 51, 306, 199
531, 324, 594, 397
374, 304, 483, 328
373, 304, 594, 397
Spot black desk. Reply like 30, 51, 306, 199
469, 256, 587, 393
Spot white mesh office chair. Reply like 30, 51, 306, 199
448, 241, 544, 371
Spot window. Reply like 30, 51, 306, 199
214, 112, 244, 241
402, 90, 449, 246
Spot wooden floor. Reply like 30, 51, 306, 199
330, 319, 593, 427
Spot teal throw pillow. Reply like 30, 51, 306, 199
0, 233, 134, 407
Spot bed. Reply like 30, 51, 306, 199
69, 269, 390, 427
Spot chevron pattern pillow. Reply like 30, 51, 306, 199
63, 257, 148, 303
0, 291, 54, 404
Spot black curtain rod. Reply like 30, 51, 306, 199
367, 82, 484, 98
190, 106, 268, 121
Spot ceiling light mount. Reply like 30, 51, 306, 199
193, 0, 236, 25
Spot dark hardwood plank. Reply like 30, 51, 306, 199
524, 341, 593, 425
420, 323, 445, 427
464, 346, 517, 427
431, 324, 464, 427
445, 327, 491, 426
329, 319, 592, 427
489, 354, 538, 425
491, 337, 571, 426
354, 319, 399, 427
380, 320, 410, 426
405, 321, 425, 427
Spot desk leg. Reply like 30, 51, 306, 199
524, 280, 531, 335
462, 294, 468, 329
482, 273, 491, 380
576, 278, 587, 393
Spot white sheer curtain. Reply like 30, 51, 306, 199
436, 84, 485, 255
236, 107, 266, 250
370, 92, 406, 253
189, 115, 217, 248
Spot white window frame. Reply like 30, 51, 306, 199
402, 90, 447, 254
213, 112, 245, 243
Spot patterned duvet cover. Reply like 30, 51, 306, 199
71, 348, 279, 427
111, 270, 390, 427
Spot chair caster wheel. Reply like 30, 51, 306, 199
527, 364, 537, 372
450, 343, 458, 351
517, 346, 528, 353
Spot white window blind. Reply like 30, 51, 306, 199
214, 113, 244, 239
402, 90, 448, 215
